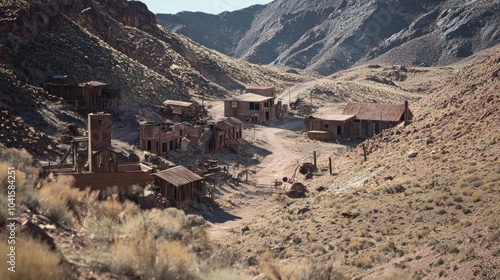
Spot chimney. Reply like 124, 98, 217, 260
88, 113, 112, 172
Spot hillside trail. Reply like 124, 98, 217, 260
276, 77, 332, 105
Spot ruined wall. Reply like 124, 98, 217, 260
62, 171, 153, 191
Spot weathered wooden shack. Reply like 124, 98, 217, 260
343, 102, 412, 139
159, 100, 199, 122
304, 113, 355, 140
305, 102, 413, 140
245, 86, 277, 98
224, 93, 276, 123
90, 148, 120, 173
43, 76, 120, 113
207, 117, 244, 152
152, 166, 204, 209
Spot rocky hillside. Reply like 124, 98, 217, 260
158, 0, 500, 75
0, 0, 310, 155
229, 45, 500, 279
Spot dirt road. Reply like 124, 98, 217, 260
204, 106, 345, 242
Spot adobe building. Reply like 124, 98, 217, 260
43, 76, 120, 114
139, 117, 244, 156
224, 93, 276, 123
305, 102, 413, 140
139, 121, 185, 155
49, 113, 153, 191
152, 166, 204, 209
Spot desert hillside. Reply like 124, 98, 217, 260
159, 0, 500, 75
0, 0, 311, 155
224, 45, 500, 279
0, 1, 498, 280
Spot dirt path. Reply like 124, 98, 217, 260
276, 78, 333, 105
205, 109, 345, 242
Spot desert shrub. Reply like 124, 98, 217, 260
109, 235, 198, 280
38, 176, 82, 225
102, 209, 206, 280
0, 235, 69, 280
0, 146, 39, 213
266, 260, 347, 280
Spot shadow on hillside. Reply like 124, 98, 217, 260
197, 204, 242, 224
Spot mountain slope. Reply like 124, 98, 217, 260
158, 0, 500, 75
0, 0, 310, 154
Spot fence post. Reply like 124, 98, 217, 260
329, 157, 332, 175
313, 151, 317, 167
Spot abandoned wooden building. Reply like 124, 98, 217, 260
224, 93, 277, 123
158, 100, 201, 123
245, 86, 277, 98
152, 166, 204, 209
304, 113, 356, 141
139, 121, 185, 155
207, 117, 244, 153
43, 76, 120, 113
305, 102, 413, 140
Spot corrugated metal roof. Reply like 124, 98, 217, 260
152, 166, 202, 187
230, 93, 273, 102
163, 100, 194, 107
308, 113, 355, 121
343, 103, 406, 122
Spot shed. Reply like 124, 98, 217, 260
91, 148, 120, 173
208, 117, 244, 152
343, 102, 412, 138
152, 166, 204, 209
304, 113, 355, 140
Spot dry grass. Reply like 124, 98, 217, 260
38, 176, 82, 226
0, 235, 69, 280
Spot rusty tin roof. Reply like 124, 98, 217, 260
343, 103, 407, 122
152, 166, 202, 187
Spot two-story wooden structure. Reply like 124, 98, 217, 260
224, 93, 276, 123
43, 76, 120, 114
138, 121, 184, 155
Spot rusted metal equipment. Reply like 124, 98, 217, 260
282, 181, 306, 198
